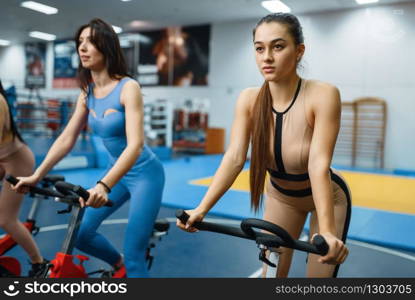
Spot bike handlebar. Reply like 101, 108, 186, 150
6, 175, 66, 198
41, 174, 65, 185
55, 181, 113, 207
6, 175, 113, 207
176, 209, 328, 256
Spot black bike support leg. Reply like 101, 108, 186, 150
60, 206, 85, 254
27, 197, 42, 221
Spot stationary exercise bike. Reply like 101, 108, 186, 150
0, 174, 64, 277
5, 175, 169, 278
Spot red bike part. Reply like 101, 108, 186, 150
0, 235, 15, 255
24, 221, 36, 233
0, 221, 36, 255
0, 256, 21, 276
49, 252, 89, 278
112, 265, 126, 278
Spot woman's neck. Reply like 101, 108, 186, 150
268, 73, 301, 108
91, 69, 115, 88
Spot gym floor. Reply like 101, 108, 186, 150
2, 138, 415, 277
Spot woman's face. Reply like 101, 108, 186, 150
78, 27, 105, 71
254, 22, 303, 81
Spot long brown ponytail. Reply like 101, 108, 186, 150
250, 81, 273, 212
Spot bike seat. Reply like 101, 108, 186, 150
154, 219, 169, 232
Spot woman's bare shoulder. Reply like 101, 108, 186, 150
305, 79, 340, 107
121, 78, 141, 93
238, 87, 261, 112
306, 79, 339, 94
0, 94, 8, 112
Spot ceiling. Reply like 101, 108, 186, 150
0, 0, 413, 44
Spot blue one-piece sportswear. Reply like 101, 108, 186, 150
76, 77, 165, 278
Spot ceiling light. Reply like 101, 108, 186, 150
29, 31, 56, 41
355, 0, 379, 4
0, 39, 11, 46
20, 1, 58, 15
112, 26, 123, 34
130, 20, 151, 28
261, 1, 291, 13
120, 33, 151, 44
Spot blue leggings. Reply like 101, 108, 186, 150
75, 157, 164, 278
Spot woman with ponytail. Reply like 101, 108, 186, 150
177, 13, 351, 278
0, 80, 48, 277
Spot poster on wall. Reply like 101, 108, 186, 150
53, 40, 79, 88
24, 42, 46, 88
137, 24, 210, 86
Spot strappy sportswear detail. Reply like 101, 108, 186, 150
267, 168, 309, 182
271, 78, 302, 115
268, 78, 310, 196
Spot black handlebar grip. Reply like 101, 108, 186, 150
176, 209, 189, 224
43, 174, 65, 184
175, 209, 203, 230
5, 175, 18, 185
72, 184, 89, 200
55, 181, 113, 207
72, 184, 113, 207
312, 234, 329, 256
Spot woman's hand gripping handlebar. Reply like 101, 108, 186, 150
6, 175, 113, 207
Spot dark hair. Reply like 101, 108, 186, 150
253, 13, 304, 45
0, 80, 25, 143
75, 18, 131, 93
250, 13, 304, 211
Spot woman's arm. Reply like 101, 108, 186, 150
0, 95, 8, 141
97, 80, 144, 190
13, 92, 89, 190
307, 82, 348, 264
178, 87, 256, 230
308, 83, 340, 234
